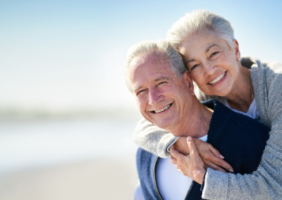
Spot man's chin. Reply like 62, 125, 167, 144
153, 121, 172, 132
145, 116, 175, 131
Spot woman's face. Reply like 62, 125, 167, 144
178, 30, 241, 97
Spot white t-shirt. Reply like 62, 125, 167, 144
156, 135, 208, 200
219, 98, 260, 120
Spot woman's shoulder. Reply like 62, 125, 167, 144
246, 57, 282, 125
242, 56, 282, 74
261, 60, 282, 73
249, 57, 282, 86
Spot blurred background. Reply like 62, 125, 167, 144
0, 0, 282, 199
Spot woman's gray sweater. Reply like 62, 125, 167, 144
133, 57, 282, 199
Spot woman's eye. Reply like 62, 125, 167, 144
210, 51, 219, 58
190, 64, 199, 71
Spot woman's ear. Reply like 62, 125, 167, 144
233, 39, 241, 61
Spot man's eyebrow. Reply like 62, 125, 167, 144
133, 77, 171, 93
155, 77, 171, 82
206, 44, 219, 52
133, 85, 143, 93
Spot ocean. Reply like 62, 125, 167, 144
0, 116, 140, 176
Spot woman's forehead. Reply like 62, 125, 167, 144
179, 32, 226, 57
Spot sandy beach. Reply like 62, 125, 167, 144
0, 155, 138, 200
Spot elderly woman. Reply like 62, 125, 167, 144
134, 10, 282, 199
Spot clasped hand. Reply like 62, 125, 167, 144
170, 137, 233, 184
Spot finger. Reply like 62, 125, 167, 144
209, 156, 234, 172
170, 156, 177, 165
177, 168, 184, 175
169, 144, 175, 152
208, 144, 224, 159
170, 147, 184, 160
205, 161, 228, 173
175, 165, 184, 173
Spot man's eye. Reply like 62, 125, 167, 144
137, 89, 146, 96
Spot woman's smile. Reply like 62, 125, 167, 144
208, 72, 226, 85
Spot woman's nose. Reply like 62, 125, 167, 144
204, 61, 216, 75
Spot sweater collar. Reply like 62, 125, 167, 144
202, 100, 235, 141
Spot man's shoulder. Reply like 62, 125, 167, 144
137, 148, 158, 166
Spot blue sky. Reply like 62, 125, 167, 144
1, 0, 281, 113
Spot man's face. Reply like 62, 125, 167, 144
128, 52, 194, 131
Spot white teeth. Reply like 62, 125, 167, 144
155, 104, 171, 113
209, 72, 226, 85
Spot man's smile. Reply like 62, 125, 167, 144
151, 103, 172, 113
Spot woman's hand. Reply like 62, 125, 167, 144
170, 137, 206, 184
174, 137, 233, 173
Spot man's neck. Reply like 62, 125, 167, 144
169, 101, 213, 138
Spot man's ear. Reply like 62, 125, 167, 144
183, 70, 194, 92
233, 39, 241, 61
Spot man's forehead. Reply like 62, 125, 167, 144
130, 55, 167, 77
130, 53, 172, 77
129, 53, 175, 91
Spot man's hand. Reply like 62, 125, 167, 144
174, 137, 234, 173
170, 137, 206, 184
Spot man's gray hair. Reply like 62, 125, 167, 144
124, 40, 186, 92
167, 10, 234, 49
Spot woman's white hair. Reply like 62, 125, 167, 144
167, 10, 235, 49
124, 40, 186, 92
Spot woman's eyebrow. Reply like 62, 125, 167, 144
206, 44, 219, 52
186, 59, 195, 65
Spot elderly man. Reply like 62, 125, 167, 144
125, 40, 270, 200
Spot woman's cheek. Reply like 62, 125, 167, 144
191, 73, 204, 88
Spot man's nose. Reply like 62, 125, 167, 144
148, 88, 162, 105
